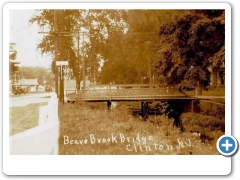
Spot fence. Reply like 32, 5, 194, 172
65, 84, 196, 102
9, 93, 59, 155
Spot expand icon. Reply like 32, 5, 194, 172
217, 135, 238, 156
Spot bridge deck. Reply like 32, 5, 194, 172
66, 84, 196, 102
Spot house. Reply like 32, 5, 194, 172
19, 79, 39, 93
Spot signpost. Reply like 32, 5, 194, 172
56, 61, 68, 104
56, 61, 69, 66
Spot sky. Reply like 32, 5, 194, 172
9, 9, 52, 68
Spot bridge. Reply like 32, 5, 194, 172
65, 84, 197, 102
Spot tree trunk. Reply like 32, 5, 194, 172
197, 80, 202, 95
76, 73, 80, 91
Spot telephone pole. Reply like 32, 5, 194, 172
39, 10, 59, 96
76, 29, 80, 91
54, 10, 58, 96
39, 25, 87, 93
82, 32, 85, 89
148, 56, 152, 85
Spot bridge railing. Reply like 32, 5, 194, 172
66, 84, 196, 101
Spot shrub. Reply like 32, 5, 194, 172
199, 101, 225, 119
180, 112, 225, 144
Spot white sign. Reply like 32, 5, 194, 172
56, 61, 68, 66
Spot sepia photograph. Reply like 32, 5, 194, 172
3, 2, 233, 176
8, 7, 226, 156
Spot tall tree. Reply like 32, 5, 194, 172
98, 10, 193, 84
99, 10, 159, 84
29, 10, 80, 88
155, 10, 225, 93
29, 9, 126, 89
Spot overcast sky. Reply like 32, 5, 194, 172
9, 9, 52, 68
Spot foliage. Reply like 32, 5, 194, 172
155, 10, 225, 89
199, 100, 225, 119
98, 32, 141, 84
148, 100, 190, 131
99, 10, 164, 84
29, 9, 127, 88
9, 51, 17, 60
82, 10, 127, 84
9, 51, 18, 74
98, 10, 200, 84
180, 112, 225, 144
58, 102, 220, 155
29, 10, 81, 86
9, 62, 19, 75
181, 112, 225, 131
30, 10, 225, 87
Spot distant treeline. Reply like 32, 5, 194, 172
19, 66, 55, 87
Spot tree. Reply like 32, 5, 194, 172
81, 10, 127, 84
9, 49, 18, 75
20, 66, 55, 87
98, 10, 194, 84
29, 10, 80, 89
155, 10, 225, 94
98, 31, 141, 84
29, 9, 126, 89
98, 10, 160, 84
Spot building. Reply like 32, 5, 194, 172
18, 79, 39, 93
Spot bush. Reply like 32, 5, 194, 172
181, 113, 224, 131
180, 112, 225, 144
199, 100, 225, 119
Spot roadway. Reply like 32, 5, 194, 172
9, 93, 52, 107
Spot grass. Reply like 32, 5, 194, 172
58, 101, 221, 155
9, 102, 48, 136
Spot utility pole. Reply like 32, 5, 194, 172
148, 56, 152, 85
77, 29, 80, 91
59, 59, 64, 103
59, 28, 64, 103
39, 27, 86, 92
54, 10, 58, 96
82, 32, 85, 89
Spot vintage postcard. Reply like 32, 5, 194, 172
3, 2, 233, 176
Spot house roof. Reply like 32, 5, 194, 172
19, 79, 38, 86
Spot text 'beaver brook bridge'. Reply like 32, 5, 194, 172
66, 84, 197, 102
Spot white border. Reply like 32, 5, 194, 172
3, 2, 231, 10
3, 2, 231, 175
